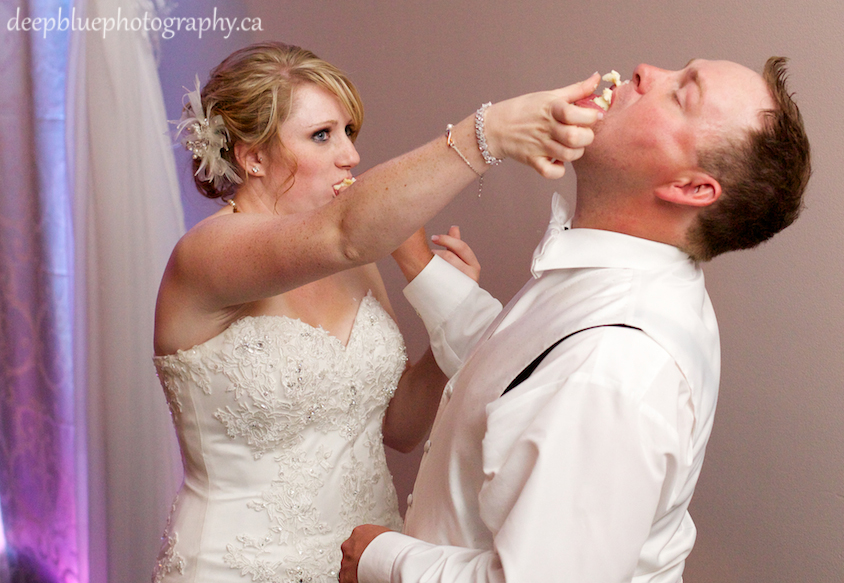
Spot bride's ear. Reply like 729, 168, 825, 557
234, 143, 266, 177
655, 171, 722, 208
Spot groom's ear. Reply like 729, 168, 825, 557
654, 171, 722, 208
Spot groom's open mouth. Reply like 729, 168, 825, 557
576, 70, 626, 112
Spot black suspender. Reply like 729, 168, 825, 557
501, 324, 643, 397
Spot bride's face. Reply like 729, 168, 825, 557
268, 83, 360, 214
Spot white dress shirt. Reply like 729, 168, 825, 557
361, 194, 721, 583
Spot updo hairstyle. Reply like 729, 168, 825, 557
189, 41, 364, 200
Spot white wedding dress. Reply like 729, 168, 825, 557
151, 292, 405, 582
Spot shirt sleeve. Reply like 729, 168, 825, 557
359, 532, 504, 583
403, 255, 502, 378
359, 328, 691, 583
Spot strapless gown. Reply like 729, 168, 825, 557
151, 293, 405, 582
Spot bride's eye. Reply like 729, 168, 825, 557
312, 129, 330, 142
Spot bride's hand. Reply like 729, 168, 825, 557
432, 225, 481, 283
484, 73, 603, 179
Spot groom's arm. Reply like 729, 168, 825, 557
340, 525, 392, 583
403, 255, 502, 378
341, 529, 503, 583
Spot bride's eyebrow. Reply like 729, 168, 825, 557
305, 119, 339, 129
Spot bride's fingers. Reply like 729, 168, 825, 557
432, 226, 481, 282
551, 122, 596, 151
433, 231, 477, 267
530, 156, 569, 180
551, 98, 604, 127
547, 72, 602, 104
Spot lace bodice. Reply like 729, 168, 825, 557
152, 293, 406, 582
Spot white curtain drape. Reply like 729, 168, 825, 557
68, 0, 185, 581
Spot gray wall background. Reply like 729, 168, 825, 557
157, 1, 843, 581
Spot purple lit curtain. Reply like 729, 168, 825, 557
0, 0, 79, 580
0, 0, 185, 581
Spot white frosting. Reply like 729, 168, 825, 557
602, 70, 622, 86
593, 70, 625, 111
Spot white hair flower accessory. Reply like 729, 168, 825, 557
174, 75, 242, 189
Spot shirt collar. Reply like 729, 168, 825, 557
530, 192, 695, 278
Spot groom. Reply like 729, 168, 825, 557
341, 57, 810, 583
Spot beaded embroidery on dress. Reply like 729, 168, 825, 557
152, 292, 405, 582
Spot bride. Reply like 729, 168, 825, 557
151, 41, 602, 582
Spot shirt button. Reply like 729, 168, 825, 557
406, 493, 413, 507
424, 440, 431, 453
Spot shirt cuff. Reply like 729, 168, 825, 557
403, 255, 479, 330
358, 531, 418, 583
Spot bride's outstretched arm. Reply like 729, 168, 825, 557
168, 76, 602, 313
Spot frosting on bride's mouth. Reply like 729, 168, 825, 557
332, 177, 356, 195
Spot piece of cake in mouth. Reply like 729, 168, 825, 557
332, 176, 356, 195
592, 70, 624, 111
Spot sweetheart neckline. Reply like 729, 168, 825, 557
154, 292, 380, 360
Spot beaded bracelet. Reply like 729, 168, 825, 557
475, 102, 502, 166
